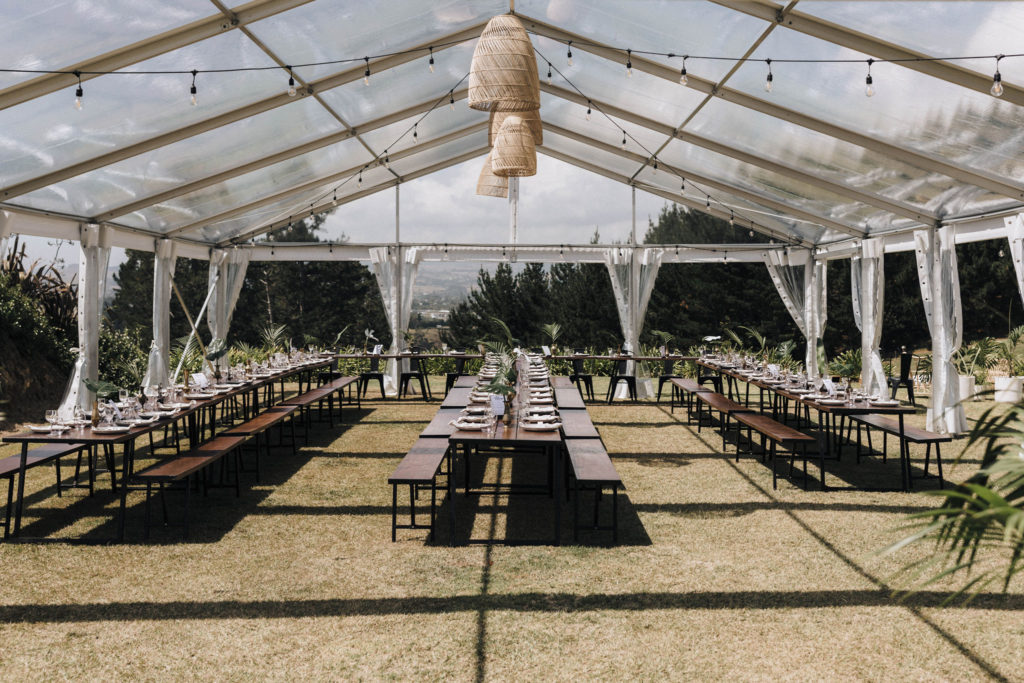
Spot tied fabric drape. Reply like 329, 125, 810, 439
58, 224, 111, 418
206, 248, 251, 370
143, 239, 177, 388
851, 239, 886, 396
1007, 213, 1024, 308
604, 247, 662, 398
370, 246, 420, 395
915, 226, 966, 435
765, 249, 826, 377
0, 211, 11, 261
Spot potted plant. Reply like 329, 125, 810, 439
994, 326, 1024, 403
953, 338, 997, 402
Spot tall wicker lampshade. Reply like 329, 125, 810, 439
489, 109, 542, 146
468, 14, 541, 112
491, 115, 537, 177
476, 152, 509, 198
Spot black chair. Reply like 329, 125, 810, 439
656, 357, 679, 403
359, 356, 386, 399
569, 357, 595, 401
444, 354, 468, 395
400, 351, 432, 400
606, 359, 637, 403
888, 346, 916, 405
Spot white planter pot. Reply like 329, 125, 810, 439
957, 374, 977, 402
994, 376, 1023, 404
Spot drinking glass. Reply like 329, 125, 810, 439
45, 409, 58, 433
118, 388, 128, 405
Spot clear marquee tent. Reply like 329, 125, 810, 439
2, 0, 1024, 435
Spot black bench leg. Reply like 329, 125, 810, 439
771, 442, 779, 489
54, 456, 62, 497
391, 484, 398, 543
612, 484, 619, 545
4, 476, 13, 540
935, 444, 945, 489
429, 479, 437, 542
923, 443, 931, 476
409, 484, 416, 527
144, 482, 153, 541
183, 476, 192, 540
573, 476, 580, 543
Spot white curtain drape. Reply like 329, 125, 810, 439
370, 246, 420, 395
604, 247, 662, 398
851, 239, 886, 395
143, 239, 177, 388
206, 248, 251, 370
915, 226, 966, 434
765, 249, 825, 377
1006, 213, 1024, 308
0, 211, 11, 260
58, 224, 111, 418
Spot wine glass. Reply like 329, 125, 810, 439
118, 388, 128, 406
45, 409, 58, 433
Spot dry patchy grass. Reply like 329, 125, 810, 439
1, 377, 1022, 681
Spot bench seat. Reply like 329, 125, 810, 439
732, 412, 822, 490
669, 377, 711, 420
3, 443, 89, 539
849, 413, 950, 488
695, 392, 754, 449
388, 438, 450, 541
565, 439, 621, 543
281, 376, 358, 431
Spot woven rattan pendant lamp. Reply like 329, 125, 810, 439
468, 14, 540, 112
489, 109, 542, 146
476, 151, 509, 197
491, 115, 537, 177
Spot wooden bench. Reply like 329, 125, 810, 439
122, 435, 248, 540
2, 443, 89, 539
281, 375, 358, 435
222, 405, 300, 481
695, 392, 754, 450
849, 414, 951, 488
388, 438, 450, 541
669, 377, 711, 422
565, 439, 622, 544
732, 412, 822, 490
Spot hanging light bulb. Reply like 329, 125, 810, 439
428, 46, 435, 73
992, 55, 1004, 97
449, 90, 455, 111
357, 170, 363, 188
679, 178, 685, 195
73, 70, 83, 110
865, 58, 875, 97
1000, 248, 1006, 258
652, 157, 658, 173
383, 150, 390, 169
679, 56, 688, 85
706, 196, 711, 210
547, 62, 553, 85
764, 58, 773, 93
363, 57, 371, 86
729, 210, 734, 226
626, 49, 632, 77
332, 190, 338, 206
189, 69, 198, 106
413, 122, 419, 143
749, 228, 755, 238
567, 41, 573, 67
286, 66, 296, 97
621, 131, 627, 150
585, 101, 591, 121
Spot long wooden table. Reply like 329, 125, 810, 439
3, 358, 334, 539
697, 359, 918, 490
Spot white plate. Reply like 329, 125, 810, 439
463, 406, 488, 414
185, 393, 215, 399
92, 425, 131, 434
870, 400, 900, 407
451, 421, 487, 431
527, 406, 556, 414
521, 422, 561, 431
28, 424, 68, 433
530, 397, 554, 404
817, 399, 848, 406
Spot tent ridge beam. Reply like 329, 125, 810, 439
537, 146, 812, 248
0, 22, 487, 202
520, 14, 1024, 202
223, 145, 489, 245
0, 0, 315, 112
94, 88, 471, 222
543, 123, 863, 238
166, 121, 486, 238
712, 0, 1024, 107
541, 83, 934, 224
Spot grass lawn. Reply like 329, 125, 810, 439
1, 376, 1022, 680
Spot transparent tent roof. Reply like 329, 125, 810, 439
1, 0, 1022, 251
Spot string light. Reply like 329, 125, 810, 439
363, 57, 371, 86
626, 49, 632, 77
1000, 247, 1006, 258
585, 101, 591, 121
865, 58, 875, 97
449, 90, 455, 111
567, 41, 573, 66
764, 58, 773, 93
729, 210, 734, 226
706, 196, 711, 209
621, 131, 627, 150
679, 56, 688, 85
286, 66, 296, 97
679, 178, 685, 194
189, 69, 198, 106
73, 70, 83, 110
428, 46, 435, 73
652, 157, 658, 173
413, 122, 418, 142
357, 170, 363, 187
332, 189, 337, 206
383, 149, 390, 169
547, 61, 553, 85
992, 54, 1004, 97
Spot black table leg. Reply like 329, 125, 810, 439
553, 445, 563, 546
13, 442, 29, 535
448, 446, 457, 547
